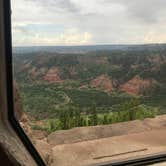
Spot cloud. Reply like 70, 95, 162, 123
104, 0, 166, 24
144, 27, 166, 43
11, 0, 166, 46
12, 25, 28, 34
55, 29, 92, 45
31, 0, 79, 13
12, 28, 92, 46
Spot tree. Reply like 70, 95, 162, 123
58, 109, 69, 130
90, 102, 98, 126
128, 98, 140, 121
117, 98, 140, 121
103, 114, 109, 124
75, 107, 81, 127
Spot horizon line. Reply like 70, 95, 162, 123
12, 43, 166, 48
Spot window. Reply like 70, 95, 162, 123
9, 0, 166, 166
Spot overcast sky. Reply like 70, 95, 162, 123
11, 0, 166, 46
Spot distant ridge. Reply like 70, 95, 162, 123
13, 43, 166, 54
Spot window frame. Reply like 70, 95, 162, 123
2, 0, 46, 166
2, 0, 166, 165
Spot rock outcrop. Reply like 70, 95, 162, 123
90, 74, 113, 92
120, 75, 153, 95
46, 115, 166, 166
43, 67, 63, 83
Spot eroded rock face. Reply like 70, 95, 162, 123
43, 67, 63, 83
90, 74, 113, 92
119, 75, 154, 95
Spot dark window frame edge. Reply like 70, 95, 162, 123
3, 0, 46, 166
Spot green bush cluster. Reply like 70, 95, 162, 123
32, 99, 157, 133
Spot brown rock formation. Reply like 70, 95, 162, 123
119, 75, 153, 95
43, 67, 63, 83
90, 74, 113, 92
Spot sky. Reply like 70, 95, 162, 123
11, 0, 166, 46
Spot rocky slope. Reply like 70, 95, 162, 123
13, 47, 166, 96
119, 75, 155, 95
90, 74, 113, 93
43, 67, 63, 83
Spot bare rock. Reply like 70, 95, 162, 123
35, 139, 53, 165
119, 75, 154, 95
90, 74, 113, 92
31, 130, 48, 140
43, 67, 63, 83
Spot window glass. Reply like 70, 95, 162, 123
12, 0, 166, 166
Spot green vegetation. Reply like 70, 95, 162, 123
13, 46, 166, 133
19, 82, 134, 119
30, 99, 157, 133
